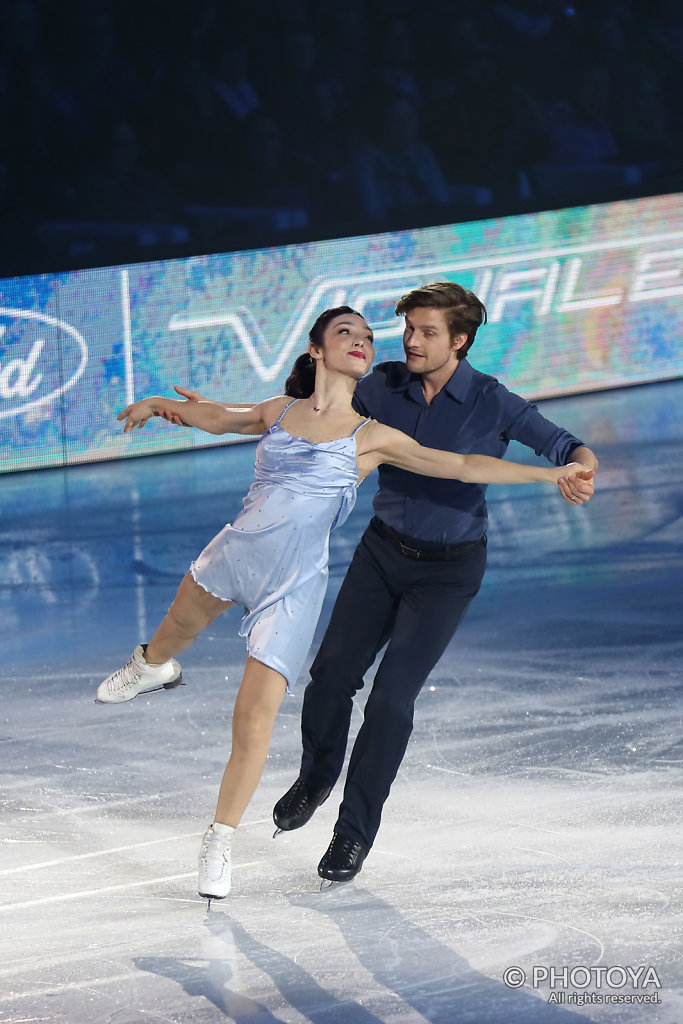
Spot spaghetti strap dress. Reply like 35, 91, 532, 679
191, 401, 371, 692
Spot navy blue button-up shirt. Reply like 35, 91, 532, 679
353, 359, 585, 545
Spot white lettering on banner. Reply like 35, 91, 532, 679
488, 264, 560, 322
556, 257, 623, 312
629, 247, 683, 301
167, 229, 683, 382
0, 335, 45, 398
0, 309, 88, 420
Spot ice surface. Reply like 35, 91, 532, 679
1, 380, 681, 1023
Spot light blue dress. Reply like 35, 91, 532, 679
191, 401, 370, 692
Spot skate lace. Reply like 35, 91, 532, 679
287, 780, 325, 814
105, 661, 142, 696
327, 833, 362, 866
200, 832, 230, 874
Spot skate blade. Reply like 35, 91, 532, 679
320, 877, 352, 891
272, 827, 283, 838
199, 893, 227, 910
94, 680, 186, 704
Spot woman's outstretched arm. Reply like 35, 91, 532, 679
155, 386, 277, 426
357, 422, 594, 487
117, 394, 287, 436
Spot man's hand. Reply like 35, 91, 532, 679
557, 467, 595, 505
557, 445, 598, 505
155, 386, 206, 426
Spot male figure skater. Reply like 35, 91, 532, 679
273, 281, 598, 882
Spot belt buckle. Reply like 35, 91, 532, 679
399, 541, 421, 559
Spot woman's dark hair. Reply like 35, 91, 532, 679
284, 352, 317, 399
285, 305, 363, 398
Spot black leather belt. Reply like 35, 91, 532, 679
370, 517, 485, 561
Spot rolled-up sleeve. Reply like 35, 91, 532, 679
500, 389, 585, 466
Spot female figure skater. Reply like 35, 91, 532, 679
96, 306, 590, 902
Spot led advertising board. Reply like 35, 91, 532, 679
1, 192, 681, 473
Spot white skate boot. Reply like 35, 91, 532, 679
198, 823, 235, 903
96, 645, 183, 704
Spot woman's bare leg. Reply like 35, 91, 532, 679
214, 656, 288, 827
145, 572, 233, 664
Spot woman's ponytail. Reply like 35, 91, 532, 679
285, 352, 316, 398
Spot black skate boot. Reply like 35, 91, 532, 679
318, 832, 368, 885
272, 777, 331, 836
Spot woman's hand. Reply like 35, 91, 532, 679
554, 464, 596, 504
117, 397, 162, 432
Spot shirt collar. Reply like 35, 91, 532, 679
443, 357, 473, 402
398, 358, 473, 405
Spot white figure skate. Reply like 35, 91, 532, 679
198, 823, 235, 906
96, 645, 183, 703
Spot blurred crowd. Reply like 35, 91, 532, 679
1, 0, 682, 274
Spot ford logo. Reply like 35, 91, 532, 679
0, 308, 88, 419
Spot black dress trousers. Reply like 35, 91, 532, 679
300, 519, 487, 850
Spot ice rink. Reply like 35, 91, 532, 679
1, 379, 682, 1024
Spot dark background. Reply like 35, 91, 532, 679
2, 0, 682, 276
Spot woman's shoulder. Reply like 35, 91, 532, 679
258, 395, 292, 429
354, 418, 393, 450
